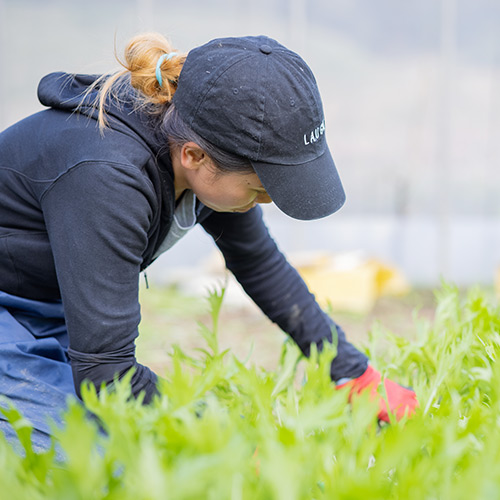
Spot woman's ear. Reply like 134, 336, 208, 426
180, 142, 208, 171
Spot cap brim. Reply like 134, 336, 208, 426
251, 146, 346, 221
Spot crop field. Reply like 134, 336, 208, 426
1, 284, 500, 499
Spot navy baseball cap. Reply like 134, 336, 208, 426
173, 35, 345, 220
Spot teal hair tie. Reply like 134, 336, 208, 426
156, 52, 178, 87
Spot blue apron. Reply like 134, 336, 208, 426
0, 290, 76, 454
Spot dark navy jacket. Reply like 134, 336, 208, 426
0, 73, 367, 402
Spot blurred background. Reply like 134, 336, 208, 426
0, 1, 499, 315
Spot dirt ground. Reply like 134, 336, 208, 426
136, 284, 437, 376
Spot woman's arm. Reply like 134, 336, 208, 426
200, 206, 368, 381
40, 161, 159, 401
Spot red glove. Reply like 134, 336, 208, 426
336, 365, 419, 423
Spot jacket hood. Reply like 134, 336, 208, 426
37, 72, 166, 154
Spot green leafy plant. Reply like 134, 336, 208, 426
1, 284, 500, 499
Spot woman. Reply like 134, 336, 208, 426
0, 33, 417, 452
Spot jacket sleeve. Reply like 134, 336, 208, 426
200, 206, 368, 380
40, 161, 159, 402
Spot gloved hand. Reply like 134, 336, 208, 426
336, 365, 419, 423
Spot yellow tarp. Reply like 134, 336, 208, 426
294, 252, 410, 314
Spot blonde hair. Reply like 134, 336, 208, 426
85, 32, 253, 175
88, 32, 185, 128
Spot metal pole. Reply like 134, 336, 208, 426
0, 0, 6, 130
436, 0, 456, 280
136, 0, 154, 30
289, 0, 307, 56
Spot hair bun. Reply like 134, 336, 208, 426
124, 32, 184, 104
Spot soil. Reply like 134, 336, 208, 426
136, 285, 437, 376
